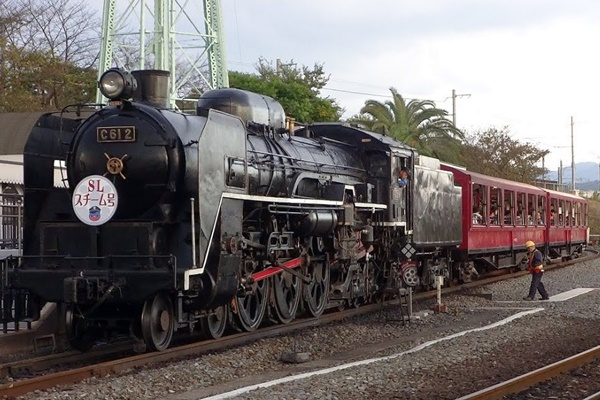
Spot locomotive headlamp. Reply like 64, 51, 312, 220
98, 68, 137, 101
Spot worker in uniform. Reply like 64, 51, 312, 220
523, 240, 550, 301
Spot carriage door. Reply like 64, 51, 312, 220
390, 155, 410, 226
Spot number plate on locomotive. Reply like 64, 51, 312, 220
97, 126, 136, 143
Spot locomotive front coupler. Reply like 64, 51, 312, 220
63, 276, 122, 306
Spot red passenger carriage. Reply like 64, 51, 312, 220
442, 164, 588, 276
544, 189, 588, 259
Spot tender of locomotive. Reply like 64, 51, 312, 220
4, 68, 464, 351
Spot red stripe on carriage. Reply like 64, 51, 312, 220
251, 257, 302, 281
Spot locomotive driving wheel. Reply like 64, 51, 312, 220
200, 304, 228, 339
232, 278, 270, 332
141, 293, 174, 351
271, 270, 302, 324
303, 259, 330, 318
65, 306, 95, 352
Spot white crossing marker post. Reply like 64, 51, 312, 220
433, 276, 449, 313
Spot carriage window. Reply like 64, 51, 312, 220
367, 153, 389, 179
504, 190, 515, 225
550, 198, 558, 226
537, 196, 546, 225
472, 183, 487, 225
489, 187, 501, 225
558, 200, 566, 226
393, 156, 411, 184
526, 193, 536, 225
516, 192, 526, 225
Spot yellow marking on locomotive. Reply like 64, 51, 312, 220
104, 152, 129, 180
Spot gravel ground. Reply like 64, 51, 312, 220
9, 255, 600, 400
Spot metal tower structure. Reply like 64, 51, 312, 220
96, 0, 229, 107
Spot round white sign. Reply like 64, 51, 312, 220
72, 175, 119, 226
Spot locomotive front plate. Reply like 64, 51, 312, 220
72, 175, 119, 226
97, 126, 136, 143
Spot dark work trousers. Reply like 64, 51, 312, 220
527, 272, 549, 299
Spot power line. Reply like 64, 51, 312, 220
322, 86, 449, 103
322, 87, 394, 98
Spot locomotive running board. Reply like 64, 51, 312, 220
183, 192, 388, 291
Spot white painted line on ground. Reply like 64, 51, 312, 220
493, 288, 597, 303
201, 308, 544, 400
548, 288, 596, 301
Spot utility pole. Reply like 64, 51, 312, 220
451, 89, 471, 127
452, 89, 455, 126
571, 116, 575, 193
0, 15, 7, 113
558, 160, 563, 191
275, 58, 296, 76
542, 155, 546, 183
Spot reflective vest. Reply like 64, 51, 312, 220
528, 249, 544, 273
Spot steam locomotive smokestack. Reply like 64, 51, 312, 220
131, 70, 170, 108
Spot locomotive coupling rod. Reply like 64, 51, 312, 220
276, 263, 311, 284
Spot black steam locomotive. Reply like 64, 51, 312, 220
4, 69, 462, 351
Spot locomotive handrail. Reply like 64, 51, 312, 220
13, 254, 175, 260
0, 193, 23, 199
248, 149, 366, 173
267, 204, 344, 215
291, 134, 359, 149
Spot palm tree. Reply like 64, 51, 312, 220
349, 87, 464, 163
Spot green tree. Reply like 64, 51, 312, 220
0, 0, 99, 111
460, 127, 549, 183
348, 87, 464, 163
588, 198, 600, 236
228, 58, 343, 123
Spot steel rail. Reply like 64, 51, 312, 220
1, 250, 597, 398
456, 345, 600, 400
0, 341, 134, 380
583, 391, 600, 400
0, 304, 402, 397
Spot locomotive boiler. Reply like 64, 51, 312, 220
5, 68, 462, 351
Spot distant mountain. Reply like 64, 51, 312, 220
544, 161, 599, 190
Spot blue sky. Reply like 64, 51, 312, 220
91, 0, 600, 174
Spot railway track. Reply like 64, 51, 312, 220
457, 345, 600, 400
1, 250, 596, 398
0, 342, 135, 382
